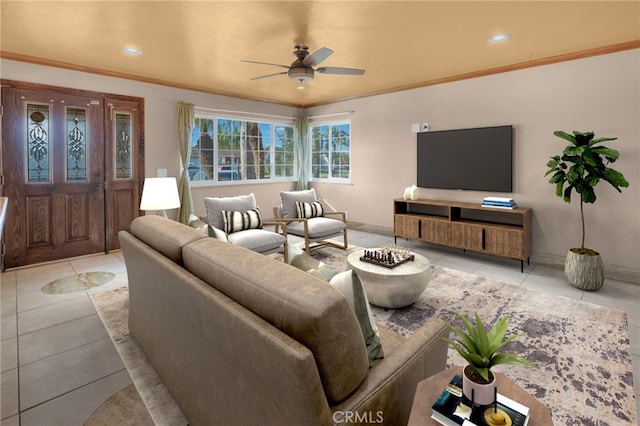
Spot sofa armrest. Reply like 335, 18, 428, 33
331, 318, 449, 425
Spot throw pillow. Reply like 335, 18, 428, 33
295, 200, 325, 219
287, 245, 340, 282
187, 215, 208, 235
280, 188, 317, 218
329, 270, 384, 367
208, 225, 228, 242
286, 245, 384, 367
222, 207, 263, 234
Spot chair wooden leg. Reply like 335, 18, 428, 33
303, 220, 311, 253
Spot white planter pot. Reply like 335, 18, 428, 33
565, 249, 604, 291
462, 365, 496, 406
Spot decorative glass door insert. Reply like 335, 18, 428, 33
27, 103, 51, 183
114, 112, 132, 180
66, 107, 87, 181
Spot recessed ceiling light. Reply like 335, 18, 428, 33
488, 34, 511, 43
121, 47, 143, 55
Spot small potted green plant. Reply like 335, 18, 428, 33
545, 130, 629, 291
445, 312, 536, 406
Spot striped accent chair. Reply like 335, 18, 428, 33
273, 188, 348, 253
204, 193, 288, 261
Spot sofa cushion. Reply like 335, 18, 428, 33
130, 215, 207, 265
222, 207, 263, 234
182, 238, 369, 404
280, 189, 317, 219
287, 245, 384, 368
204, 193, 256, 230
296, 200, 324, 218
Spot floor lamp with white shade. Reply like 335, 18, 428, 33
139, 177, 181, 218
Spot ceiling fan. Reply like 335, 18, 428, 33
242, 45, 365, 83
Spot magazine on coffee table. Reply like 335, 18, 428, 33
431, 374, 530, 426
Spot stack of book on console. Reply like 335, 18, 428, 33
431, 374, 530, 426
481, 197, 517, 209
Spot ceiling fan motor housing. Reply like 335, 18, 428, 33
288, 64, 314, 82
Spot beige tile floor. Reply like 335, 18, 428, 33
1, 229, 638, 425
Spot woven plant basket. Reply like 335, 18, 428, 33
565, 249, 604, 291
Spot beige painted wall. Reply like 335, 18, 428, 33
2, 49, 638, 276
308, 50, 639, 275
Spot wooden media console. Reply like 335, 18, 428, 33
394, 198, 532, 271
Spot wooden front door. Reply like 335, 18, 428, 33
1, 82, 144, 268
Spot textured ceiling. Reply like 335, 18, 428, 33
1, 1, 639, 107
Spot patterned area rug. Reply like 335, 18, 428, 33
42, 271, 115, 294
84, 384, 154, 425
277, 246, 636, 425
91, 246, 636, 425
372, 265, 636, 425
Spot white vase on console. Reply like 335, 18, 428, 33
403, 185, 418, 200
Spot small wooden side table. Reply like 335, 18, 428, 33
407, 366, 553, 426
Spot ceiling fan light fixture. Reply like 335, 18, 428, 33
288, 67, 314, 82
488, 33, 511, 43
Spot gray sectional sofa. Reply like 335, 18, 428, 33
119, 215, 449, 425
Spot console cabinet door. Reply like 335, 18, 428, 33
394, 215, 420, 239
451, 223, 525, 259
484, 227, 525, 259
419, 218, 449, 245
450, 223, 483, 251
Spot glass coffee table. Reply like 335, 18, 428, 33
347, 248, 431, 308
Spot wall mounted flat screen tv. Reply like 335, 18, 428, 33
417, 125, 513, 192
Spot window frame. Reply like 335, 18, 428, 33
189, 112, 296, 187
309, 119, 352, 184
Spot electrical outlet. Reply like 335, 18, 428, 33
422, 123, 430, 132
411, 123, 420, 133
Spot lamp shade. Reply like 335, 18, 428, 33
140, 177, 181, 211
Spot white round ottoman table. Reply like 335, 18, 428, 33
347, 248, 432, 308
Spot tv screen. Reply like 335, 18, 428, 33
417, 125, 513, 192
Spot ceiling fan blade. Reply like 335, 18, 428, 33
251, 71, 288, 80
241, 60, 290, 70
303, 47, 334, 67
316, 67, 365, 76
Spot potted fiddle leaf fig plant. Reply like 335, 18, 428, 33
445, 312, 536, 406
545, 130, 629, 291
